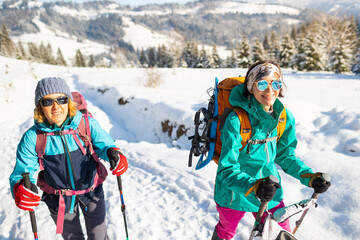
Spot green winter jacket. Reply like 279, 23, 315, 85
214, 84, 314, 212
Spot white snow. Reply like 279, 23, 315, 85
0, 56, 359, 239
121, 17, 183, 50
206, 2, 300, 15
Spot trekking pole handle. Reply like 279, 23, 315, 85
293, 173, 331, 235
249, 175, 279, 240
312, 172, 331, 199
110, 159, 124, 194
255, 175, 279, 222
21, 172, 39, 240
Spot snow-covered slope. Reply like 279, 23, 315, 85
0, 56, 359, 239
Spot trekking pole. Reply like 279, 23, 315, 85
249, 175, 279, 240
292, 173, 331, 235
21, 172, 39, 240
110, 159, 129, 240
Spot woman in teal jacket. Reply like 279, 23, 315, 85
212, 61, 330, 240
9, 77, 128, 240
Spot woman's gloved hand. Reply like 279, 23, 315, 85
13, 180, 41, 211
107, 147, 128, 176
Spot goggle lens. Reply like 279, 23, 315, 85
256, 80, 283, 91
40, 96, 69, 107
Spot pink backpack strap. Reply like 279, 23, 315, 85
77, 114, 100, 162
35, 131, 47, 170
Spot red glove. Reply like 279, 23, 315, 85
14, 181, 41, 211
107, 147, 128, 176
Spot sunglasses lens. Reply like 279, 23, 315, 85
57, 96, 69, 105
40, 96, 68, 107
40, 98, 54, 107
272, 80, 283, 91
257, 80, 269, 91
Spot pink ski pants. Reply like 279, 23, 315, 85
215, 201, 291, 239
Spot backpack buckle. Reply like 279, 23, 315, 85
243, 128, 251, 133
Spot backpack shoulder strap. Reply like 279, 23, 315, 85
233, 107, 252, 152
35, 130, 47, 170
277, 108, 287, 140
76, 113, 100, 162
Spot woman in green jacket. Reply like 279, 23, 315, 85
211, 61, 330, 240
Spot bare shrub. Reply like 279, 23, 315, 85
142, 67, 163, 88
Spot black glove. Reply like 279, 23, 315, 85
312, 177, 331, 193
256, 179, 281, 202
107, 147, 120, 162
106, 147, 128, 176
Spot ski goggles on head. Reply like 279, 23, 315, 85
256, 79, 283, 91
40, 96, 69, 107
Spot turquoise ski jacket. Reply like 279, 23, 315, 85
214, 84, 314, 212
9, 111, 116, 211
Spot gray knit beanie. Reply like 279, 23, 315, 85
35, 77, 73, 106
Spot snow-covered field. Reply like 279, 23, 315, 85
0, 56, 359, 240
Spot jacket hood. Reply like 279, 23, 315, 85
34, 110, 82, 132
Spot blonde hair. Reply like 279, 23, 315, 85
34, 99, 78, 124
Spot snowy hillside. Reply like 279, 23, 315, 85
1, 56, 360, 239
5, 0, 303, 64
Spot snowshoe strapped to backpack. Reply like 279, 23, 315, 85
188, 76, 287, 170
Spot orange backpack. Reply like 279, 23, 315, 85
188, 77, 287, 169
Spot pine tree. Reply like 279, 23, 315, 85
198, 45, 210, 68
291, 36, 306, 71
252, 38, 267, 63
328, 22, 354, 74
16, 41, 26, 60
88, 54, 95, 67
28, 42, 40, 61
211, 44, 221, 68
0, 24, 14, 57
263, 34, 270, 51
347, 16, 359, 55
156, 45, 173, 68
303, 35, 326, 71
147, 47, 156, 67
183, 42, 193, 68
352, 47, 360, 74
56, 48, 67, 66
329, 44, 351, 73
268, 30, 280, 61
46, 43, 56, 65
38, 42, 48, 63
290, 26, 297, 41
226, 48, 237, 68
237, 36, 251, 68
75, 49, 86, 67
183, 41, 199, 68
38, 42, 55, 64
139, 48, 147, 67
279, 34, 295, 68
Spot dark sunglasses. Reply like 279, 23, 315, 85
256, 79, 283, 91
40, 96, 69, 107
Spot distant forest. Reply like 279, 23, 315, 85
0, 1, 359, 73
